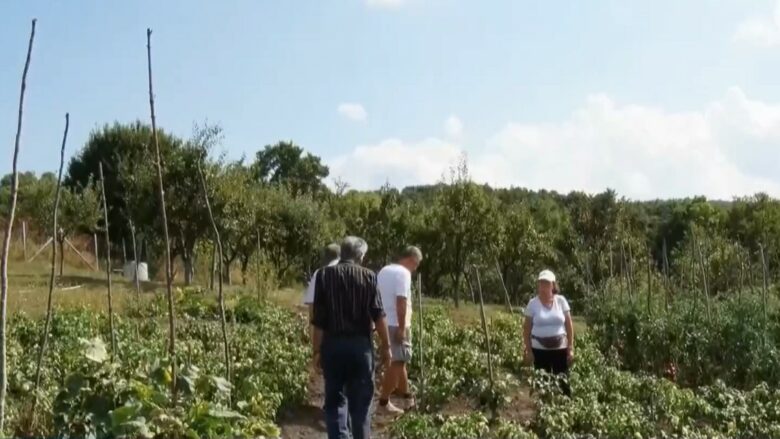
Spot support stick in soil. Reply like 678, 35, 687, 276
0, 18, 36, 435
493, 257, 513, 314
473, 267, 496, 417
416, 273, 425, 410
129, 220, 141, 296
31, 112, 68, 426
147, 28, 178, 403
196, 161, 232, 392
98, 162, 117, 356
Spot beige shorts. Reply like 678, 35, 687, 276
389, 326, 412, 363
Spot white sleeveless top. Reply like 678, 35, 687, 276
524, 295, 570, 350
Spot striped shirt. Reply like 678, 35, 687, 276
311, 260, 385, 337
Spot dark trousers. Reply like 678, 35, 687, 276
532, 348, 571, 396
321, 335, 375, 439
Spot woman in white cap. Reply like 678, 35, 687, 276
523, 269, 574, 395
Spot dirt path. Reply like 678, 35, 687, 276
278, 365, 396, 439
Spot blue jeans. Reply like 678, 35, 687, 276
321, 335, 375, 439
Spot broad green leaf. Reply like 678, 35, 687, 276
80, 337, 108, 363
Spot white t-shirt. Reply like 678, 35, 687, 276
524, 295, 570, 350
377, 264, 412, 327
302, 259, 340, 305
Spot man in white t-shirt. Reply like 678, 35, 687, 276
303, 243, 341, 320
376, 246, 423, 415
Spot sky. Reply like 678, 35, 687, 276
2, 0, 780, 200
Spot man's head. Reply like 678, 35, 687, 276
340, 236, 368, 263
395, 246, 423, 273
321, 243, 340, 266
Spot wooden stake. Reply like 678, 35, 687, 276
197, 161, 232, 393
255, 230, 262, 300
493, 257, 513, 314
646, 250, 652, 315
147, 28, 177, 403
662, 238, 670, 308
99, 162, 117, 356
473, 267, 495, 416
0, 19, 36, 434
129, 220, 141, 296
27, 237, 52, 263
416, 273, 425, 409
21, 222, 27, 261
31, 113, 68, 424
63, 238, 96, 270
696, 242, 711, 320
93, 233, 99, 272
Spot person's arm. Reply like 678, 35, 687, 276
310, 271, 327, 366
523, 300, 534, 365
564, 312, 574, 355
395, 271, 412, 342
523, 316, 533, 356
561, 296, 574, 363
370, 275, 391, 368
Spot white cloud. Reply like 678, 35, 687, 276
444, 115, 464, 140
337, 103, 368, 122
329, 138, 462, 189
328, 89, 780, 199
734, 1, 780, 47
366, 0, 405, 9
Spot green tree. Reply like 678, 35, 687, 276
251, 141, 329, 197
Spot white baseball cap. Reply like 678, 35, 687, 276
537, 269, 556, 283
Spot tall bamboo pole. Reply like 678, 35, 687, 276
416, 273, 425, 409
255, 230, 262, 300
147, 28, 177, 402
21, 222, 27, 261
129, 220, 141, 296
197, 162, 232, 390
493, 257, 513, 313
474, 267, 496, 416
662, 238, 670, 308
98, 162, 117, 355
0, 19, 36, 434
696, 243, 711, 320
31, 113, 68, 424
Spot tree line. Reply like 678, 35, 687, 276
2, 120, 780, 306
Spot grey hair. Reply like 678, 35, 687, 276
340, 236, 368, 262
321, 243, 340, 266
396, 245, 423, 262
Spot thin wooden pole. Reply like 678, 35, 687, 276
31, 113, 68, 425
255, 230, 262, 300
646, 250, 652, 315
129, 220, 141, 296
493, 257, 513, 313
0, 19, 36, 434
696, 242, 711, 320
27, 238, 53, 263
760, 244, 769, 317
21, 222, 27, 261
93, 233, 99, 272
416, 273, 425, 409
99, 162, 117, 356
197, 162, 232, 392
473, 267, 495, 416
662, 238, 670, 308
147, 28, 177, 403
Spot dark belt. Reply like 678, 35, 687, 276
532, 334, 565, 349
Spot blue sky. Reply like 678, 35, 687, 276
2, 0, 780, 199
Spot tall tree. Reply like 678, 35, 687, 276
252, 141, 329, 197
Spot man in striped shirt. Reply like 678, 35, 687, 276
311, 236, 391, 439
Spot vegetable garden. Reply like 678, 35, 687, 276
5, 15, 780, 439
